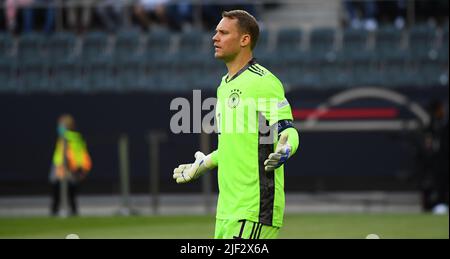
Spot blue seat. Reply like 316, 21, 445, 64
17, 33, 45, 62
351, 59, 383, 87
144, 29, 172, 61
116, 58, 158, 91
309, 27, 336, 61
253, 29, 270, 58
436, 27, 448, 63
81, 31, 109, 62
341, 29, 369, 60
276, 28, 302, 54
84, 57, 117, 92
0, 58, 16, 92
420, 60, 448, 87
256, 49, 283, 68
408, 24, 438, 60
47, 31, 76, 62
373, 26, 403, 60
198, 61, 223, 89
0, 33, 13, 60
114, 29, 141, 62
178, 29, 205, 53
381, 60, 409, 88
443, 25, 449, 46
49, 58, 85, 93
287, 58, 321, 89
319, 60, 352, 89
159, 69, 186, 92
17, 59, 50, 93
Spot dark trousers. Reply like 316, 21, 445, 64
50, 181, 78, 216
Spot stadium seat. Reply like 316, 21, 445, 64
408, 24, 438, 60
17, 33, 46, 62
159, 70, 185, 91
443, 23, 449, 44
256, 49, 281, 69
373, 26, 403, 60
16, 59, 50, 93
351, 59, 383, 87
81, 31, 109, 62
48, 58, 83, 93
178, 29, 206, 53
276, 28, 302, 55
198, 61, 223, 90
437, 26, 449, 63
0, 33, 16, 92
421, 59, 449, 87
340, 29, 369, 60
114, 29, 141, 62
47, 32, 76, 62
143, 29, 172, 63
116, 58, 139, 91
146, 28, 172, 52
381, 59, 409, 88
0, 58, 16, 92
319, 60, 352, 89
174, 29, 207, 64
253, 29, 270, 59
2, 23, 446, 93
309, 27, 336, 61
116, 57, 159, 91
0, 33, 13, 60
84, 57, 117, 92
287, 57, 321, 89
256, 29, 283, 70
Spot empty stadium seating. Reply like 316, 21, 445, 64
0, 24, 448, 93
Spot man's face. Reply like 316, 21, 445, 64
212, 17, 243, 61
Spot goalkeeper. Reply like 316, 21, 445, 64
173, 10, 299, 239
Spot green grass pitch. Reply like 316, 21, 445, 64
0, 213, 447, 239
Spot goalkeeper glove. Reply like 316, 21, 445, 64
173, 151, 211, 183
264, 133, 292, 171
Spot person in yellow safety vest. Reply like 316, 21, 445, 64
49, 114, 92, 216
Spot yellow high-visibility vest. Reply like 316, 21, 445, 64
52, 130, 92, 179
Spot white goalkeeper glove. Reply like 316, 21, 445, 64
264, 133, 292, 171
173, 151, 211, 184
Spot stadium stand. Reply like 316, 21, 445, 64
0, 0, 447, 93
0, 22, 448, 93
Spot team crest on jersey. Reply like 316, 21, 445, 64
228, 89, 242, 108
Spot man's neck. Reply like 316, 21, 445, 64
225, 51, 253, 79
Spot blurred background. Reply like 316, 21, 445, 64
0, 0, 448, 238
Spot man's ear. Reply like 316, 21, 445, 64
240, 34, 251, 48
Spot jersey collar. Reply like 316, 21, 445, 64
225, 58, 257, 83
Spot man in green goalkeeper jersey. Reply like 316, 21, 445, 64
173, 10, 299, 239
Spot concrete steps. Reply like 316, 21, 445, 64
261, 0, 342, 30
